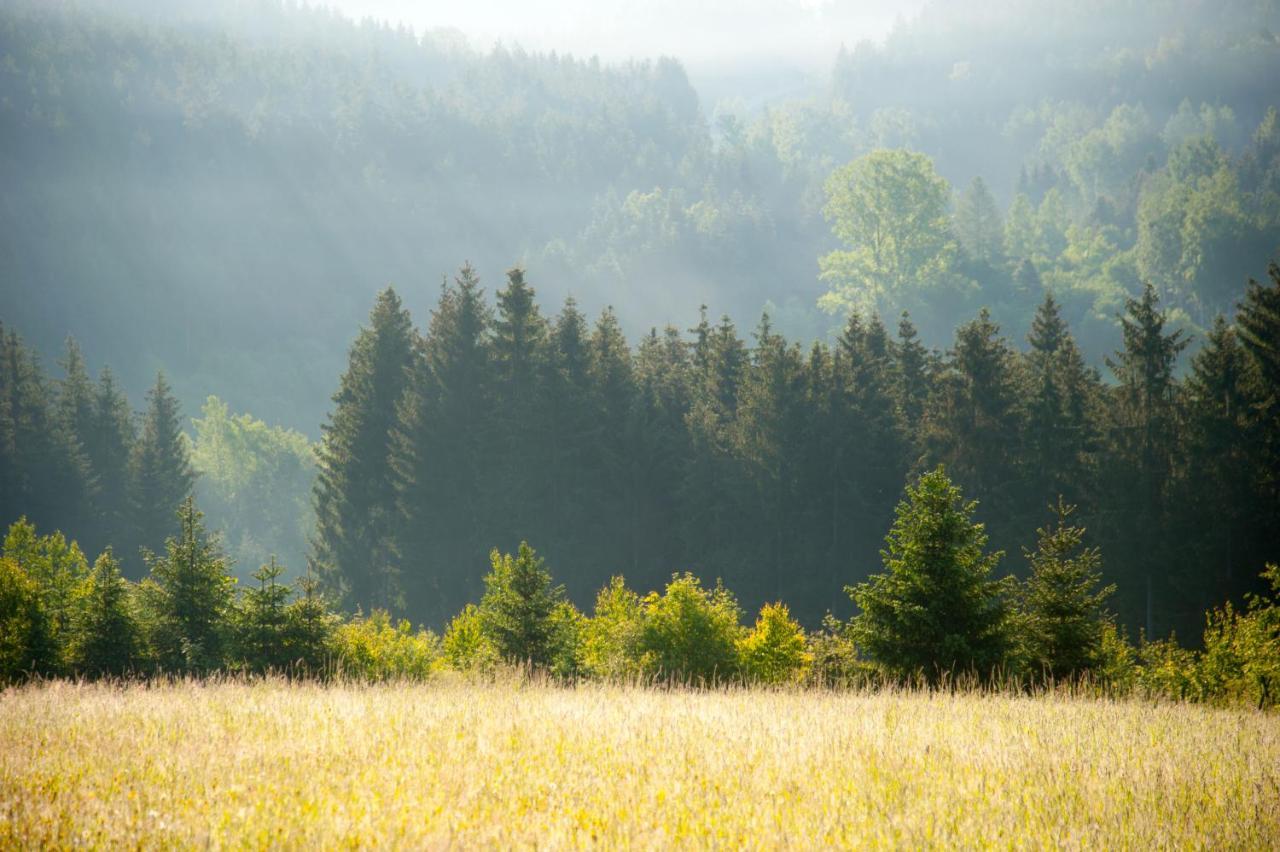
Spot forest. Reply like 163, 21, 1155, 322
2, 0, 1279, 430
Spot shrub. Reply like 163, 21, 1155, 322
639, 573, 741, 683
1195, 563, 1279, 708
1136, 634, 1199, 701
3, 518, 89, 670
580, 576, 646, 680
804, 615, 868, 688
442, 604, 500, 673
332, 610, 438, 681
0, 556, 54, 681
737, 602, 811, 685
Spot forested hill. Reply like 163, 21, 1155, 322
2, 0, 1280, 433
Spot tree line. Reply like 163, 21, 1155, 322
3, 469, 1277, 708
311, 262, 1280, 641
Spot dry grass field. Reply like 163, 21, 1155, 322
1, 679, 1277, 849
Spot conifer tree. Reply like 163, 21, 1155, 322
87, 367, 136, 553
56, 339, 99, 539
1182, 316, 1259, 606
393, 267, 493, 620
314, 286, 414, 612
237, 556, 291, 672
955, 176, 1004, 264
129, 373, 195, 576
0, 327, 90, 537
284, 566, 338, 672
477, 541, 566, 667
487, 268, 551, 542
1103, 283, 1188, 636
1024, 292, 1100, 506
923, 309, 1024, 539
848, 466, 1011, 682
543, 297, 598, 588
890, 311, 931, 442
137, 497, 236, 672
67, 548, 140, 677
588, 307, 636, 571
1017, 500, 1115, 680
1236, 263, 1280, 546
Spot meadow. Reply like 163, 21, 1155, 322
1, 680, 1277, 849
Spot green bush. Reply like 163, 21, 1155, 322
1136, 634, 1200, 701
441, 604, 499, 673
1195, 563, 1279, 708
0, 556, 54, 681
737, 602, 811, 685
332, 610, 438, 681
639, 573, 742, 683
579, 576, 646, 680
803, 615, 869, 687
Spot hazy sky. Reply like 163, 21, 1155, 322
322, 0, 921, 75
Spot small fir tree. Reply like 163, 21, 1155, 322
849, 466, 1011, 682
477, 541, 566, 667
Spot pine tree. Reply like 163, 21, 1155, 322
477, 541, 566, 667
848, 466, 1011, 682
67, 548, 141, 677
130, 373, 195, 577
1103, 283, 1188, 637
137, 497, 236, 672
1017, 499, 1115, 680
314, 286, 415, 613
393, 267, 493, 621
237, 556, 291, 672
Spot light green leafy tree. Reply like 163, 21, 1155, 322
819, 149, 956, 317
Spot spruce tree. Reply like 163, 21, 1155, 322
587, 307, 636, 572
314, 286, 415, 613
130, 373, 195, 577
1017, 499, 1115, 680
923, 309, 1024, 541
138, 497, 236, 672
56, 338, 99, 542
477, 541, 566, 667
543, 297, 598, 590
487, 268, 551, 544
1236, 263, 1280, 554
1103, 283, 1188, 637
88, 367, 136, 554
1024, 292, 1100, 507
890, 311, 931, 443
68, 548, 141, 677
236, 556, 291, 672
0, 327, 91, 537
393, 267, 493, 621
1182, 316, 1259, 606
848, 466, 1011, 682
955, 176, 1004, 264
284, 565, 338, 673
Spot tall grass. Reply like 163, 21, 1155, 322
1, 679, 1277, 848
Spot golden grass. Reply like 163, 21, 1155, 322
1, 679, 1277, 849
